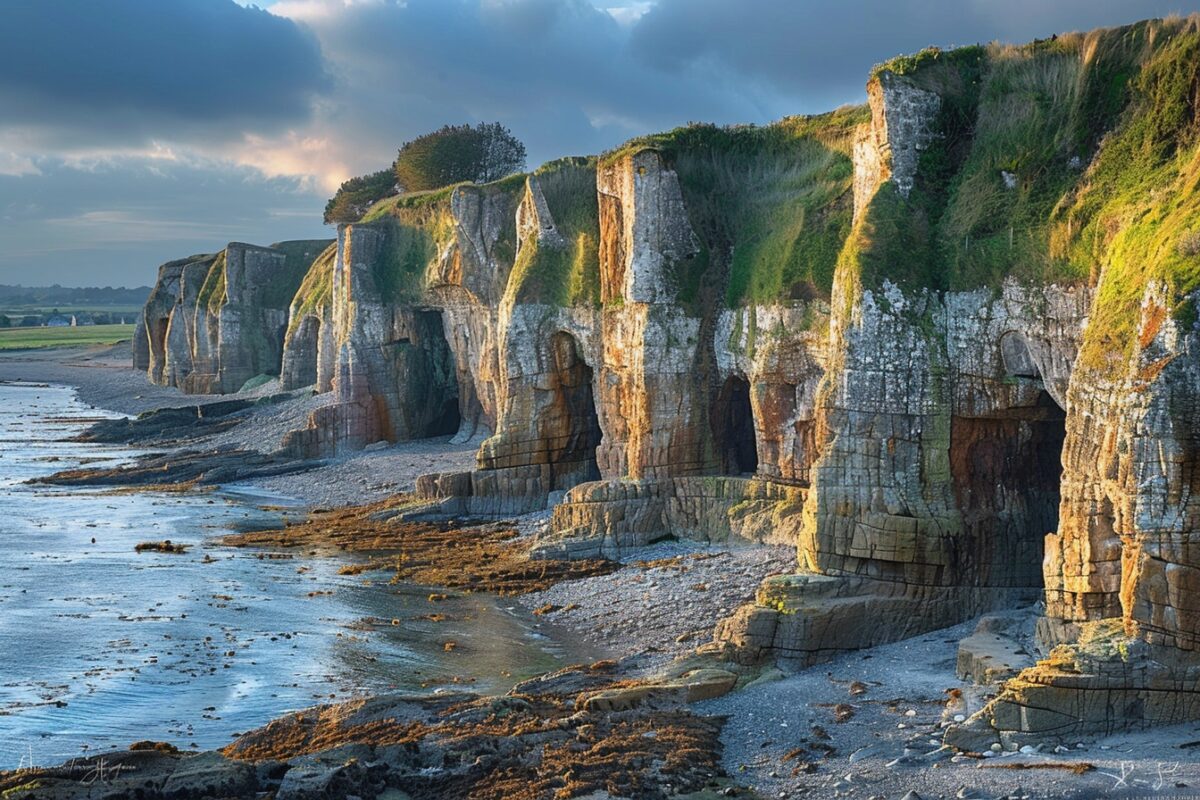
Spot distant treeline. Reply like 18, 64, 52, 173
0, 311, 138, 328
0, 284, 151, 308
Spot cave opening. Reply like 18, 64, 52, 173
415, 309, 462, 437
950, 389, 1066, 588
712, 375, 759, 476
544, 331, 602, 490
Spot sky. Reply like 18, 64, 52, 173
2, 0, 1198, 288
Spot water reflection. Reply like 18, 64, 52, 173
0, 382, 589, 768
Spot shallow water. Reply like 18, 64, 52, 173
0, 382, 589, 769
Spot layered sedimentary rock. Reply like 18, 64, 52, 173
136, 240, 331, 394
137, 253, 216, 384
133, 17, 1200, 744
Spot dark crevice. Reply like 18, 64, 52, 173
950, 390, 1066, 587
545, 331, 602, 490
711, 375, 758, 476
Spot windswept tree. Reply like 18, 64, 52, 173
394, 122, 526, 193
324, 169, 399, 224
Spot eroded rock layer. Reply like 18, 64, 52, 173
132, 17, 1200, 743
138, 240, 331, 394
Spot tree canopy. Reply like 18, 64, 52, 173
323, 169, 399, 224
394, 122, 526, 192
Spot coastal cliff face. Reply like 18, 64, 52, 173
133, 17, 1200, 744
138, 240, 331, 394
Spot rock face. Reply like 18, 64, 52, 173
136, 240, 331, 394
133, 19, 1200, 744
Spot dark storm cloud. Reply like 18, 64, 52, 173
0, 0, 330, 148
629, 0, 1200, 110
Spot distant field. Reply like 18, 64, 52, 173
0, 324, 135, 350
0, 305, 143, 316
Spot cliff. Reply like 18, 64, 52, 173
138, 239, 332, 394
133, 16, 1200, 746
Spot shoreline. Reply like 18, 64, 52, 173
5, 347, 1200, 799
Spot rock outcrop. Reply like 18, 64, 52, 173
131, 17, 1200, 745
137, 240, 332, 394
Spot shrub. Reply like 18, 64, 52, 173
394, 122, 526, 193
324, 169, 398, 224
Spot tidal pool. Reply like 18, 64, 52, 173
0, 381, 588, 769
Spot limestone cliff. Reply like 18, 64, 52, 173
132, 16, 1200, 744
137, 239, 332, 394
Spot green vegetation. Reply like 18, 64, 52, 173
0, 324, 135, 350
871, 44, 986, 84
606, 108, 866, 308
506, 158, 602, 307
323, 123, 523, 225
357, 175, 523, 303
0, 284, 150, 315
394, 122, 526, 193
266, 239, 335, 308
324, 169, 398, 224
1049, 19, 1200, 371
845, 18, 1200, 376
372, 218, 439, 304
197, 250, 228, 314
286, 242, 338, 334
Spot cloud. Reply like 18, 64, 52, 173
0, 153, 40, 177
0, 0, 330, 153
0, 156, 328, 286
630, 0, 1200, 110
4, 0, 1200, 287
257, 0, 777, 187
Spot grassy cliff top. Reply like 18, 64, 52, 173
506, 159, 601, 308
602, 109, 867, 309
844, 16, 1200, 375
849, 19, 1194, 285
349, 173, 526, 305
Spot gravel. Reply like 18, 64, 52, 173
236, 435, 478, 508
697, 618, 1200, 799
0, 344, 478, 509
518, 540, 795, 665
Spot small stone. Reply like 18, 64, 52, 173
904, 709, 917, 717
989, 743, 1003, 753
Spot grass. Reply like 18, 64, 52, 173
358, 174, 523, 304
197, 250, 228, 314
506, 157, 601, 307
1048, 18, 1200, 373
848, 18, 1200, 338
286, 242, 338, 334
871, 44, 986, 84
0, 324, 135, 350
603, 107, 867, 310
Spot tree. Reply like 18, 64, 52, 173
393, 122, 526, 193
324, 169, 399, 224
